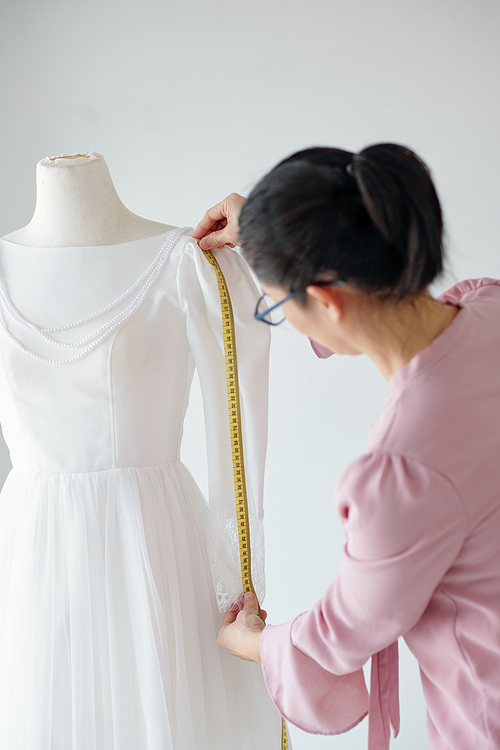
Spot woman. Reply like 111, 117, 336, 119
192, 144, 500, 750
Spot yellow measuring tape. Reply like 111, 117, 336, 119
202, 247, 289, 750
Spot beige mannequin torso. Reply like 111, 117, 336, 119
3, 152, 174, 247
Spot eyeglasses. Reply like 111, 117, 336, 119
254, 280, 346, 326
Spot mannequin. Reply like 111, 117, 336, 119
3, 151, 173, 247
0, 151, 280, 749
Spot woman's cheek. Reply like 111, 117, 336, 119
283, 305, 313, 336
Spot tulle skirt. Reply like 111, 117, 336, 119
0, 462, 283, 749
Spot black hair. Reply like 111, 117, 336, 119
238, 143, 444, 302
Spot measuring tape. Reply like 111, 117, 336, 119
202, 247, 289, 750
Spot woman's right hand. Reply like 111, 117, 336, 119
192, 193, 246, 251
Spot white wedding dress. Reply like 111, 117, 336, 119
0, 227, 283, 749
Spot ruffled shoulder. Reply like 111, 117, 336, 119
438, 277, 500, 305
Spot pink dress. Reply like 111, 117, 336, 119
261, 278, 500, 750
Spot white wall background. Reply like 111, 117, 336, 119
1, 0, 500, 748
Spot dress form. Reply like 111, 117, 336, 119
0, 150, 281, 748
3, 152, 173, 247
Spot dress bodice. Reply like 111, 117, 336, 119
0, 227, 269, 503
0, 230, 194, 473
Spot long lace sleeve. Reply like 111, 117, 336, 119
177, 239, 270, 612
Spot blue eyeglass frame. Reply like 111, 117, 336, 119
254, 279, 347, 326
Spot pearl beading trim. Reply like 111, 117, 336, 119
0, 227, 189, 364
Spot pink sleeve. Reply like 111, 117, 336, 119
260, 452, 468, 734
261, 618, 368, 735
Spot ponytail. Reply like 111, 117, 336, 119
348, 144, 443, 297
239, 143, 444, 300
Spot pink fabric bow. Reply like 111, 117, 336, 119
369, 643, 400, 749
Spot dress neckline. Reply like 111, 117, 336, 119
0, 227, 180, 251
0, 226, 190, 364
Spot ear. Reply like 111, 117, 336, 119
306, 285, 344, 322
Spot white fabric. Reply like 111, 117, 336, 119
177, 244, 269, 610
0, 229, 279, 749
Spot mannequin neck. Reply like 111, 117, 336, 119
3, 152, 173, 247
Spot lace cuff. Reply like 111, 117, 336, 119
207, 512, 266, 613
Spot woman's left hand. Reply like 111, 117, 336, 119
217, 592, 266, 663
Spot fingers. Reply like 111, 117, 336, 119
193, 193, 245, 250
192, 204, 228, 240
217, 593, 263, 651
217, 598, 265, 663
219, 603, 239, 631
198, 229, 233, 252
243, 591, 259, 613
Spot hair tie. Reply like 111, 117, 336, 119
345, 162, 355, 176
